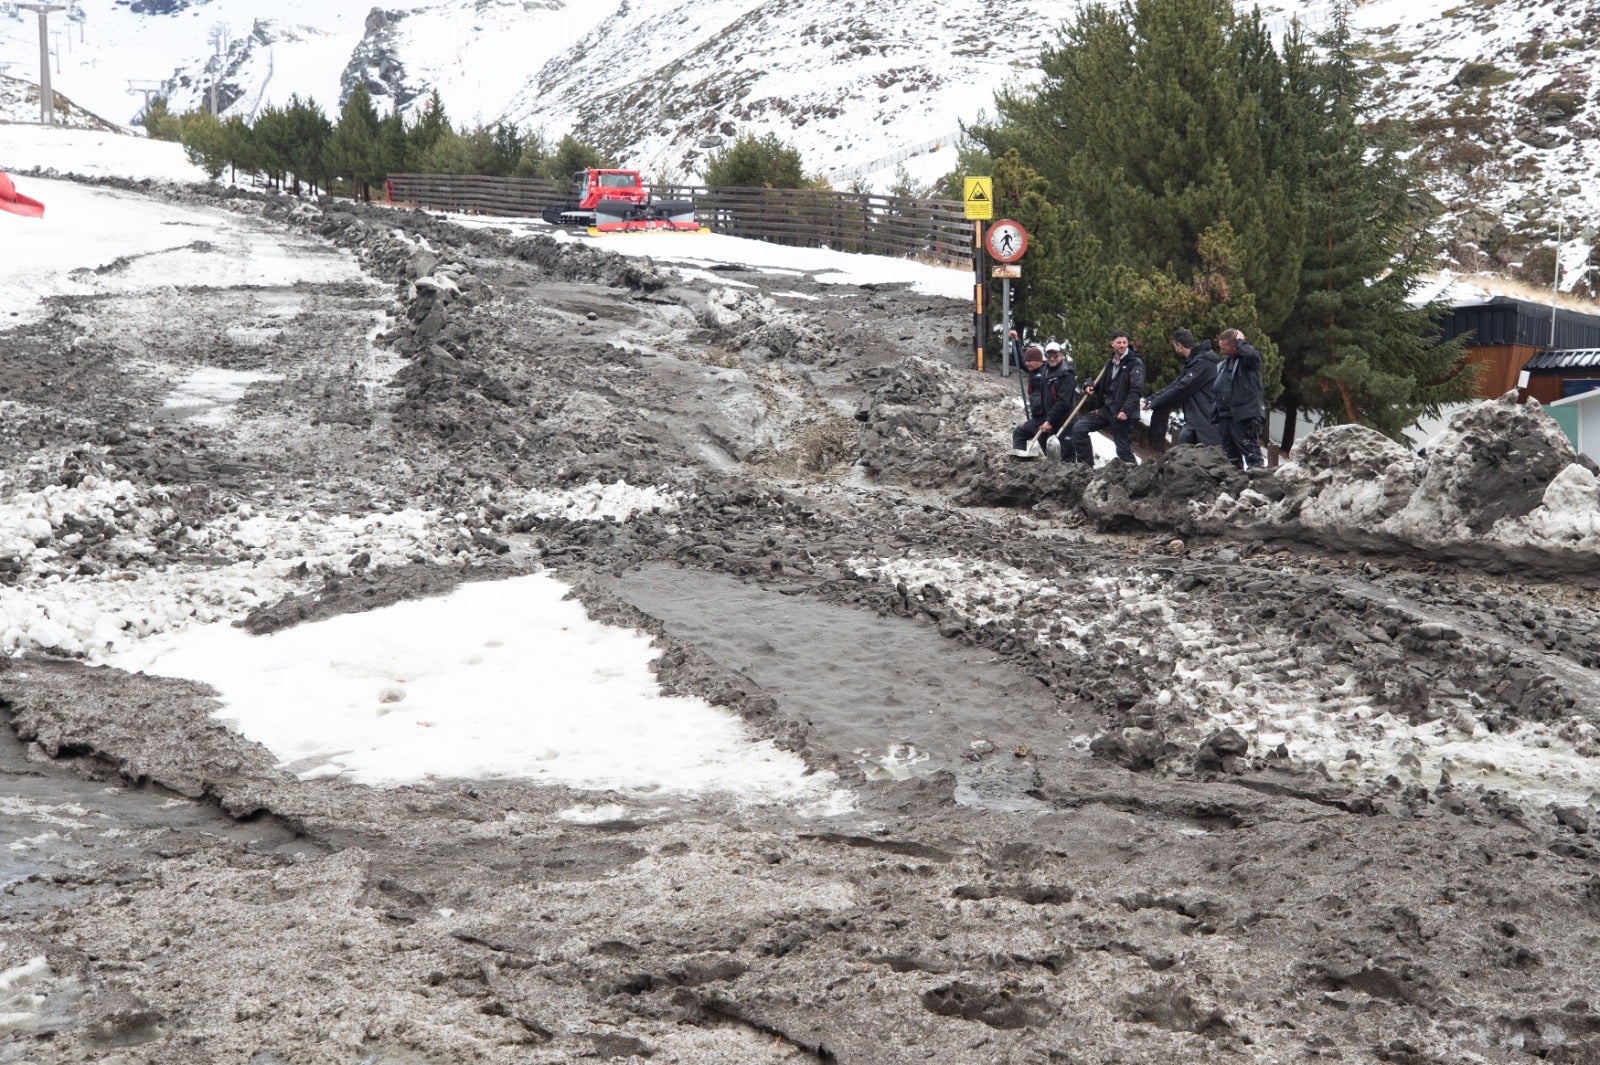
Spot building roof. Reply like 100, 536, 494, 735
1525, 348, 1600, 371
1438, 297, 1600, 350
1549, 388, 1600, 409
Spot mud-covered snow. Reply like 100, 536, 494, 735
2, 168, 1599, 1065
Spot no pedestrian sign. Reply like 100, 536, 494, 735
986, 219, 1028, 263
963, 176, 993, 220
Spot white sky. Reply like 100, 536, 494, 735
3, 130, 1596, 811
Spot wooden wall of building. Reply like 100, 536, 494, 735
1465, 344, 1539, 398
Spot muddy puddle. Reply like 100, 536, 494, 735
0, 719, 314, 921
608, 563, 1091, 811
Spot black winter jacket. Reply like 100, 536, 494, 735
1022, 363, 1049, 419
1042, 360, 1078, 427
1097, 351, 1144, 419
1214, 341, 1265, 421
1147, 344, 1223, 444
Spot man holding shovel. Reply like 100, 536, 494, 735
1038, 341, 1078, 461
1009, 345, 1050, 457
1067, 331, 1144, 465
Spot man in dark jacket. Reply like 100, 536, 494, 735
1068, 331, 1143, 464
1010, 344, 1049, 451
1212, 328, 1266, 469
1143, 327, 1223, 450
1038, 341, 1078, 455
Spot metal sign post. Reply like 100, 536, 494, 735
986, 220, 1029, 379
964, 177, 993, 372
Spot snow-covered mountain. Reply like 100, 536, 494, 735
1, 0, 1595, 275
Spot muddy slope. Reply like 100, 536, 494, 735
1, 184, 1598, 1065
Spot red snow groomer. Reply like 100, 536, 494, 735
541, 169, 702, 233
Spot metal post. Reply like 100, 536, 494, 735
973, 221, 985, 372
1550, 219, 1562, 347
1001, 278, 1012, 378
207, 24, 227, 116
19, 5, 64, 127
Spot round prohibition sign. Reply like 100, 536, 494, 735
986, 219, 1028, 263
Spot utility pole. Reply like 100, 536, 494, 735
1550, 218, 1563, 347
18, 4, 65, 126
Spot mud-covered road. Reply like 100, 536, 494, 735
3, 181, 1600, 1065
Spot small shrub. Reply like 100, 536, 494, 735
1526, 88, 1583, 122
1454, 61, 1515, 89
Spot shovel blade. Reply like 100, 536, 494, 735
1045, 436, 1062, 461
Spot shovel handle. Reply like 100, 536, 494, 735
1059, 361, 1110, 431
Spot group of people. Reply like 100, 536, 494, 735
1009, 327, 1266, 470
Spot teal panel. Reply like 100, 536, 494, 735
1546, 405, 1580, 448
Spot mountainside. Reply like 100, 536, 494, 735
1, 0, 1595, 281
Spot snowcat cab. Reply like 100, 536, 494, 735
541, 168, 701, 233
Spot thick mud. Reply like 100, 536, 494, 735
2, 180, 1599, 1064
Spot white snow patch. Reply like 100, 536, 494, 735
107, 573, 846, 805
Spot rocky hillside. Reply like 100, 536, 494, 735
1, 0, 1595, 280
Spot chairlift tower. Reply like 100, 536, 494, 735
206, 23, 228, 116
17, 4, 65, 126
127, 78, 163, 122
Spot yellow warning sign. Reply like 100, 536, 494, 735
963, 177, 993, 220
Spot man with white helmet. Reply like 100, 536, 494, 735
1038, 341, 1078, 460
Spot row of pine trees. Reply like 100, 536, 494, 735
148, 86, 611, 200
150, 87, 818, 200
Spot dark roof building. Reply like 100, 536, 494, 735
1435, 298, 1600, 401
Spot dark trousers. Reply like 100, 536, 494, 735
1147, 406, 1173, 452
1216, 415, 1264, 469
1013, 418, 1045, 450
1068, 410, 1134, 464
1152, 405, 1223, 449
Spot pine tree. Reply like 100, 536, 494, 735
378, 106, 407, 185
984, 0, 1304, 335
251, 104, 294, 189
284, 95, 332, 195
544, 135, 609, 182
1127, 221, 1279, 398
405, 89, 450, 171
178, 110, 228, 180
220, 115, 257, 184
327, 84, 382, 201
1268, 12, 1474, 447
702, 133, 806, 189
984, 150, 1134, 376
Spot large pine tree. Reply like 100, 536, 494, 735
1268, 14, 1474, 447
973, 0, 1475, 446
987, 0, 1305, 340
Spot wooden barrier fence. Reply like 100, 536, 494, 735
384, 173, 972, 268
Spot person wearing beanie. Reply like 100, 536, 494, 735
1010, 344, 1050, 451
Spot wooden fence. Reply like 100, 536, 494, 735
384, 173, 972, 268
